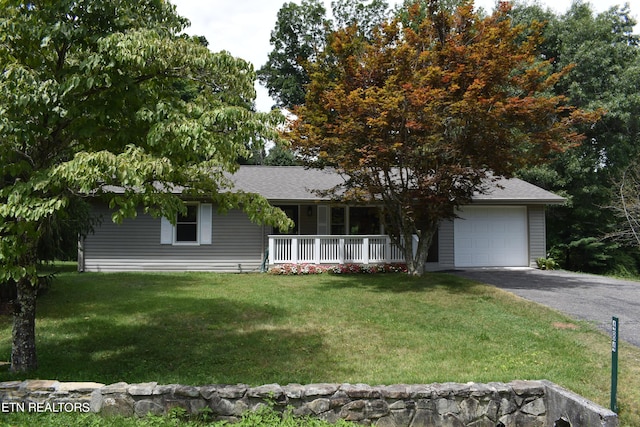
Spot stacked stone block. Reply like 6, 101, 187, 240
0, 379, 618, 427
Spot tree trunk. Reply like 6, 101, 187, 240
407, 257, 425, 276
404, 228, 435, 276
10, 277, 38, 372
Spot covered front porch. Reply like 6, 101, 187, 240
267, 234, 412, 265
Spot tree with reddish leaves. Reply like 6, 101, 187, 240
289, 0, 600, 275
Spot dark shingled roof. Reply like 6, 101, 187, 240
230, 166, 565, 204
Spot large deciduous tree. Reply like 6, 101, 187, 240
258, 0, 390, 110
0, 0, 290, 372
289, 0, 600, 275
512, 2, 640, 273
257, 0, 329, 110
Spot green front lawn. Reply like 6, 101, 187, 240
1, 269, 639, 425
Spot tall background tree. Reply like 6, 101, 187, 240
257, 0, 330, 110
256, 0, 392, 165
0, 0, 290, 372
512, 1, 640, 274
289, 1, 599, 275
258, 0, 390, 111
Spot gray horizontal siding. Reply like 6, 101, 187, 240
83, 204, 265, 272
83, 203, 549, 272
438, 220, 455, 269
528, 205, 546, 267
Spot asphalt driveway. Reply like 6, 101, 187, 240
450, 268, 640, 347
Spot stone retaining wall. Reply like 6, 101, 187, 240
0, 379, 618, 427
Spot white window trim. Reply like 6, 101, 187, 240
173, 203, 200, 246
199, 203, 213, 245
160, 203, 213, 246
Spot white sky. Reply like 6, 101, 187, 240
170, 0, 639, 111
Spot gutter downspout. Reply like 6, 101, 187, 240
260, 224, 267, 273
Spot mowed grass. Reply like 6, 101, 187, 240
1, 269, 639, 425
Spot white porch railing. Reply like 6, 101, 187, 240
268, 235, 410, 265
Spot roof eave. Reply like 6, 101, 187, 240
470, 198, 566, 205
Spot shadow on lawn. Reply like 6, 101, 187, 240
316, 272, 478, 294
1, 280, 335, 385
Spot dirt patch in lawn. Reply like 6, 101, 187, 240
553, 322, 579, 330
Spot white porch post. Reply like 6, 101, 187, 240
291, 236, 298, 264
339, 237, 345, 264
385, 236, 391, 263
362, 237, 369, 264
314, 238, 321, 264
268, 237, 275, 265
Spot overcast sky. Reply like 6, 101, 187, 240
170, 0, 639, 111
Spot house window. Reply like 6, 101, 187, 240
160, 203, 212, 246
327, 206, 381, 235
273, 205, 299, 235
176, 204, 199, 243
349, 207, 381, 235
331, 207, 346, 235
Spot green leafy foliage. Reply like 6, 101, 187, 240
513, 2, 640, 274
0, 0, 291, 372
257, 0, 329, 109
264, 144, 299, 166
258, 0, 390, 110
535, 257, 558, 270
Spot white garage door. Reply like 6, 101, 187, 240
454, 206, 528, 267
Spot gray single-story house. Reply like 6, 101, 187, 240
78, 166, 565, 272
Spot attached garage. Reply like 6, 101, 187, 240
454, 206, 529, 267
